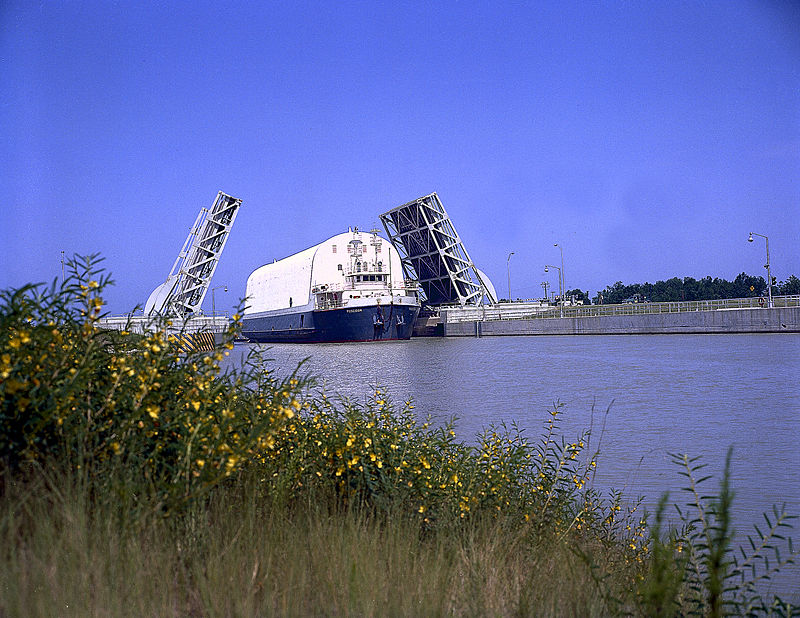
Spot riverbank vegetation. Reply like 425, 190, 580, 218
593, 273, 800, 305
1, 257, 798, 615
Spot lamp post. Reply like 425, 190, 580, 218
748, 232, 772, 308
554, 243, 565, 300
544, 265, 563, 317
507, 252, 515, 302
211, 285, 228, 316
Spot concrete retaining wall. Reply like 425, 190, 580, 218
443, 307, 800, 337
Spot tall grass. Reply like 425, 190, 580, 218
1, 467, 637, 616
1, 257, 797, 615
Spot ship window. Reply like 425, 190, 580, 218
332, 245, 337, 253
337, 264, 342, 271
362, 246, 367, 254
377, 261, 382, 272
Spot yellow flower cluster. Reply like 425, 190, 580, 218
0, 256, 305, 512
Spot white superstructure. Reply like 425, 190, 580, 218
244, 228, 415, 315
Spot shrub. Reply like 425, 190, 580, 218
0, 255, 303, 514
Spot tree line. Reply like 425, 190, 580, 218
578, 273, 800, 305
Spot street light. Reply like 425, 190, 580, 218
507, 252, 515, 302
211, 284, 228, 316
544, 265, 563, 317
554, 243, 565, 299
748, 232, 773, 308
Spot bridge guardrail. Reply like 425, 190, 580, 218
97, 315, 231, 334
441, 296, 800, 324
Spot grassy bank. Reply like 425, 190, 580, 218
1, 257, 798, 616
1, 468, 636, 616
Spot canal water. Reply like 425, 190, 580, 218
227, 334, 800, 598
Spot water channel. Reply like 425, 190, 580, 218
227, 334, 800, 598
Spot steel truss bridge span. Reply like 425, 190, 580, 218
145, 191, 242, 317
380, 192, 495, 306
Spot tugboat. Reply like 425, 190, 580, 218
241, 228, 420, 343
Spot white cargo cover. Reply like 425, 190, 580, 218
244, 230, 406, 314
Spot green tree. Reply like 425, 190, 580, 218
778, 275, 800, 295
593, 272, 787, 303
565, 288, 590, 304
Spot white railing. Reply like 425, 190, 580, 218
312, 280, 419, 295
442, 296, 800, 324
96, 314, 230, 334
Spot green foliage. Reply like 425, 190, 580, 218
566, 288, 591, 304
637, 493, 687, 617
593, 272, 782, 304
0, 255, 303, 513
255, 393, 620, 539
778, 275, 800, 296
668, 449, 799, 616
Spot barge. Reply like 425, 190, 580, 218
242, 229, 420, 343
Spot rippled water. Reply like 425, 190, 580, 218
227, 334, 800, 598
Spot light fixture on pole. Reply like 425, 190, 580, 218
507, 252, 515, 302
748, 232, 773, 308
211, 284, 228, 316
544, 265, 563, 317
554, 243, 565, 299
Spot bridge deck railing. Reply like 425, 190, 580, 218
97, 314, 230, 334
441, 296, 800, 324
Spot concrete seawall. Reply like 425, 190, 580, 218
443, 307, 800, 337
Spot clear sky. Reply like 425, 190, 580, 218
2, 0, 798, 310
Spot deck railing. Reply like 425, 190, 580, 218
441, 296, 800, 324
96, 314, 231, 334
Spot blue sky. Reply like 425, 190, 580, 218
2, 0, 798, 310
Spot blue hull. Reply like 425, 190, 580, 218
242, 303, 420, 343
